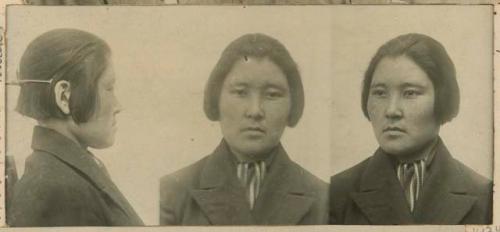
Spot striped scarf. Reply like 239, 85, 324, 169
397, 160, 425, 212
396, 139, 439, 213
237, 161, 266, 209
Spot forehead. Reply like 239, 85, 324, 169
371, 55, 432, 88
224, 57, 288, 88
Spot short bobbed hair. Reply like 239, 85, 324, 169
204, 33, 304, 127
16, 28, 111, 123
362, 33, 460, 124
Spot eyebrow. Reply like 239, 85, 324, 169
265, 83, 288, 92
370, 83, 386, 89
370, 82, 426, 89
228, 82, 249, 88
400, 82, 426, 89
228, 81, 288, 91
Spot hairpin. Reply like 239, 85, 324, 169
6, 69, 53, 86
6, 79, 53, 86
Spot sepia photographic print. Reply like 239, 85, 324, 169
0, 2, 497, 231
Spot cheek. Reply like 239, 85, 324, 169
90, 93, 111, 120
268, 99, 290, 120
406, 97, 435, 124
366, 99, 382, 121
264, 101, 291, 134
219, 96, 241, 121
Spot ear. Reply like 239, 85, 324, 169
54, 80, 71, 115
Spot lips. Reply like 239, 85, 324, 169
242, 126, 266, 133
383, 126, 405, 133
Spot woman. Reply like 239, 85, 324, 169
329, 33, 492, 225
9, 28, 144, 226
160, 33, 328, 225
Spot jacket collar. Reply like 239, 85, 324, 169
412, 138, 477, 224
31, 126, 144, 225
351, 137, 477, 224
190, 140, 317, 225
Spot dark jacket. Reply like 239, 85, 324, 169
329, 138, 492, 225
9, 126, 144, 227
160, 141, 328, 225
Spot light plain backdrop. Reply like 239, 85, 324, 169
5, 5, 493, 226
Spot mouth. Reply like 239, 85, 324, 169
241, 126, 266, 134
383, 126, 405, 133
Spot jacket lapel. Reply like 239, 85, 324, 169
189, 141, 255, 225
31, 126, 144, 225
252, 145, 316, 225
350, 149, 414, 224
413, 139, 477, 224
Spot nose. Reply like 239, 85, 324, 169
244, 94, 264, 121
385, 95, 403, 119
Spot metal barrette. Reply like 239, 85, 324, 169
6, 69, 53, 86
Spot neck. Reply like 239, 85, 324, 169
38, 119, 85, 149
228, 146, 275, 163
396, 137, 438, 163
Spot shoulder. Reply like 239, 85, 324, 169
10, 152, 104, 226
330, 156, 372, 194
160, 155, 210, 193
288, 160, 328, 193
452, 158, 491, 195
159, 154, 211, 225
449, 157, 493, 223
15, 151, 95, 194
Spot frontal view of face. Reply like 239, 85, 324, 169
367, 55, 439, 157
219, 57, 291, 158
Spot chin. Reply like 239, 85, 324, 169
383, 144, 425, 157
90, 139, 115, 149
238, 143, 274, 157
379, 142, 411, 156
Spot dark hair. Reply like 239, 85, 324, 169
204, 33, 304, 127
16, 28, 111, 123
361, 33, 459, 124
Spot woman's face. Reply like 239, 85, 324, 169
219, 57, 291, 158
72, 62, 122, 149
367, 55, 439, 156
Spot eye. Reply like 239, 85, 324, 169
370, 88, 387, 98
403, 89, 422, 98
230, 88, 248, 97
265, 89, 284, 99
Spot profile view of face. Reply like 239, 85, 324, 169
367, 55, 439, 157
219, 57, 291, 158
73, 62, 122, 149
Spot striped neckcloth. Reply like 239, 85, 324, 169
396, 140, 438, 213
397, 160, 425, 212
237, 161, 266, 209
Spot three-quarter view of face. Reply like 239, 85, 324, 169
331, 32, 491, 226
367, 55, 439, 157
219, 57, 291, 157
72, 62, 122, 149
